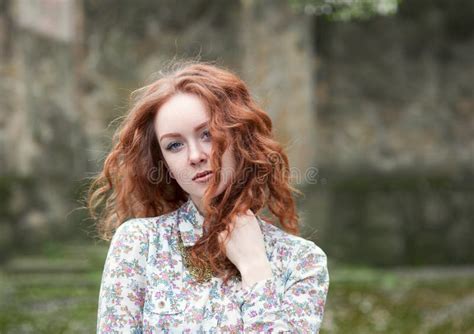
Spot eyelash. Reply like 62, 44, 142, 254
165, 130, 211, 152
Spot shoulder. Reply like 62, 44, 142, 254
113, 217, 156, 241
111, 210, 178, 247
115, 210, 178, 236
111, 207, 182, 247
259, 218, 328, 263
260, 220, 329, 288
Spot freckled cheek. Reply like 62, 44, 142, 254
201, 143, 212, 156
163, 154, 191, 180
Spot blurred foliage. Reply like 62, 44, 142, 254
289, 0, 401, 20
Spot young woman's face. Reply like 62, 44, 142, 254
154, 93, 236, 211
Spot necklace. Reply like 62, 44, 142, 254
177, 233, 213, 282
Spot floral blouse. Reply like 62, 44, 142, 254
97, 198, 329, 333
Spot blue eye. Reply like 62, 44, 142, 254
164, 130, 210, 152
165, 142, 182, 151
202, 130, 211, 140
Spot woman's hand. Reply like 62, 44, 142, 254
218, 210, 273, 288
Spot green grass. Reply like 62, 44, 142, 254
0, 242, 473, 333
322, 264, 474, 333
0, 241, 107, 334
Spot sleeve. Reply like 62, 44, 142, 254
239, 242, 330, 333
97, 219, 150, 334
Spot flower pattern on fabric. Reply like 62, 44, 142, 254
97, 198, 329, 333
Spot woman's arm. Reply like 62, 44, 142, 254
97, 219, 149, 333
239, 242, 330, 333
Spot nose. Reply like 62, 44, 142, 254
188, 141, 208, 166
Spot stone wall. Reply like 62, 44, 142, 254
305, 0, 474, 265
1, 0, 318, 256
0, 0, 472, 265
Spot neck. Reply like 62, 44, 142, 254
190, 196, 206, 216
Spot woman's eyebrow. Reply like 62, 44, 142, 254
159, 121, 209, 142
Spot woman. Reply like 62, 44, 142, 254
88, 61, 329, 333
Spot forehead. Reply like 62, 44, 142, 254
154, 93, 209, 134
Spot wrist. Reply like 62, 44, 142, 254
239, 257, 273, 288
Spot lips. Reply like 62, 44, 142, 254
193, 170, 213, 181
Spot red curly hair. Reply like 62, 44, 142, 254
87, 60, 302, 283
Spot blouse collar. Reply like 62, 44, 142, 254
177, 198, 206, 247
177, 197, 268, 248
